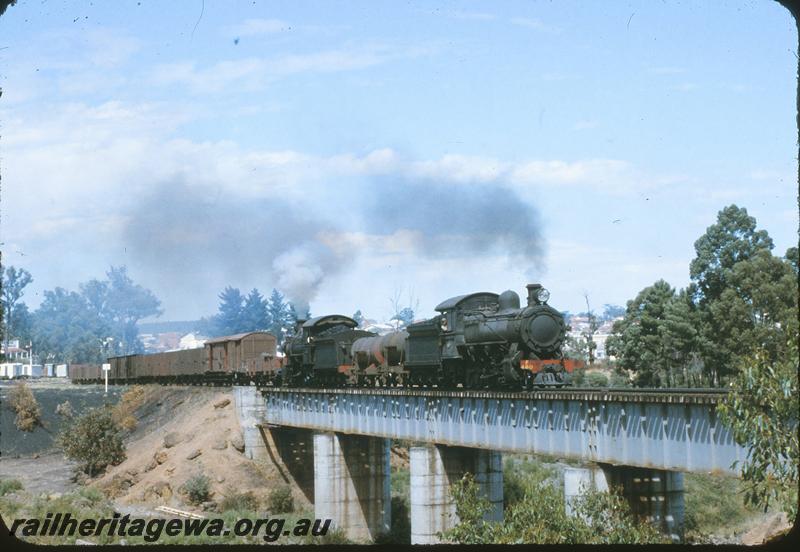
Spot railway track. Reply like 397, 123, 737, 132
258, 386, 729, 404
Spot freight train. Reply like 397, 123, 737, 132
70, 283, 572, 390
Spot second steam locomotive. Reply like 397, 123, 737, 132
282, 283, 570, 389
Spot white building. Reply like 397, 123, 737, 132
56, 364, 69, 378
21, 364, 43, 378
179, 333, 208, 350
0, 363, 24, 378
1, 340, 31, 362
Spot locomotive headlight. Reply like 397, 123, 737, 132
306, 336, 315, 344
536, 288, 550, 303
440, 317, 448, 331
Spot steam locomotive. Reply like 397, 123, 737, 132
282, 283, 570, 389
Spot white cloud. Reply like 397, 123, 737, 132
149, 44, 428, 93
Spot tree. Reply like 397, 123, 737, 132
241, 288, 269, 331
103, 266, 162, 354
581, 294, 600, 365
718, 340, 798, 521
214, 286, 245, 336
391, 307, 415, 328
659, 288, 704, 386
688, 206, 795, 385
266, 289, 293, 346
389, 288, 419, 328
608, 205, 796, 388
32, 287, 112, 364
601, 304, 625, 321
1, 265, 33, 348
606, 280, 676, 387
689, 205, 773, 306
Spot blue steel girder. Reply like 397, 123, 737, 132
257, 388, 747, 475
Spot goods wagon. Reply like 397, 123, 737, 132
73, 331, 280, 386
68, 364, 103, 383
205, 331, 280, 383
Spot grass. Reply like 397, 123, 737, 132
0, 478, 24, 497
1, 486, 343, 546
219, 489, 259, 513
684, 472, 764, 541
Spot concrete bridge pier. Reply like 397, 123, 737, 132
313, 432, 391, 542
564, 464, 685, 542
410, 445, 503, 544
233, 386, 268, 462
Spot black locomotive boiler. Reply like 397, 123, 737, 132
281, 283, 570, 390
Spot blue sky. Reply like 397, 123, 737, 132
1, 0, 797, 322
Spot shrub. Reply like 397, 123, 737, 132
503, 457, 557, 509
219, 489, 258, 512
442, 472, 667, 544
609, 370, 631, 388
0, 479, 23, 497
267, 485, 294, 513
58, 406, 126, 476
113, 386, 146, 431
7, 382, 42, 431
586, 372, 609, 387
55, 400, 74, 418
718, 343, 798, 521
184, 473, 211, 505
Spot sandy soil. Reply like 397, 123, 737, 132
92, 386, 297, 513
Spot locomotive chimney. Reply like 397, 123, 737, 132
526, 283, 543, 306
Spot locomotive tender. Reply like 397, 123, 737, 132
71, 283, 570, 390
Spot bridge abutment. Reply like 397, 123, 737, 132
564, 464, 685, 541
233, 385, 268, 462
313, 432, 391, 542
410, 445, 503, 544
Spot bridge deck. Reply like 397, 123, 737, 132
256, 387, 746, 475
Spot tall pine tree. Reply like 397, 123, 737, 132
241, 288, 268, 331
266, 289, 292, 346
215, 286, 245, 335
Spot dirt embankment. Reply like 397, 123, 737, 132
92, 386, 308, 513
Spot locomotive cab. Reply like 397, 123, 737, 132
284, 314, 375, 387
